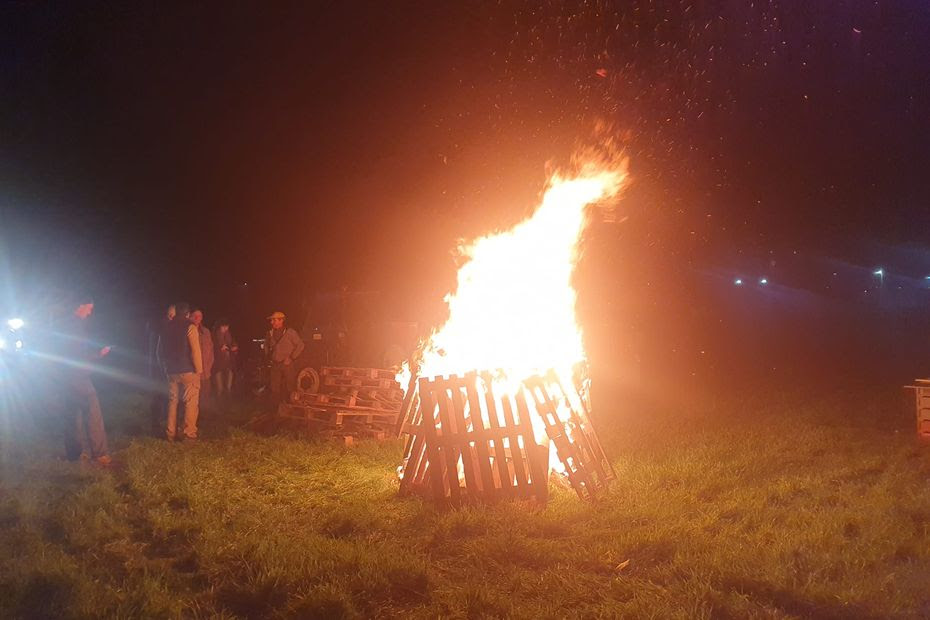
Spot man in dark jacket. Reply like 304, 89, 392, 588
211, 318, 238, 402
58, 294, 112, 466
148, 303, 175, 435
157, 302, 203, 441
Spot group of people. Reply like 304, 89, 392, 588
150, 304, 306, 442
151, 302, 239, 442
60, 298, 306, 467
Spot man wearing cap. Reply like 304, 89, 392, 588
265, 311, 304, 407
148, 303, 175, 435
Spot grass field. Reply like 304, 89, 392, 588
1, 386, 929, 619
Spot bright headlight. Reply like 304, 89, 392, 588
7, 318, 24, 330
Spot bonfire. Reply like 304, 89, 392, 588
396, 155, 629, 506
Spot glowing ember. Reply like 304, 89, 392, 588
403, 158, 628, 429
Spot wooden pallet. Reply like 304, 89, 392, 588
523, 370, 615, 501
398, 371, 549, 507
278, 403, 399, 431
355, 387, 405, 401
322, 386, 405, 402
356, 397, 402, 410
397, 369, 615, 506
321, 366, 397, 380
297, 393, 399, 412
323, 376, 399, 390
296, 392, 357, 407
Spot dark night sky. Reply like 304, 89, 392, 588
2, 1, 930, 346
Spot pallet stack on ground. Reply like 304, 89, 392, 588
295, 366, 404, 412
278, 366, 403, 440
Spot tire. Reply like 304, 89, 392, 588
295, 367, 320, 395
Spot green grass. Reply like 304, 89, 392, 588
1, 387, 929, 618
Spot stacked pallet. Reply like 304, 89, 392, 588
397, 369, 615, 507
278, 366, 403, 440
297, 367, 404, 412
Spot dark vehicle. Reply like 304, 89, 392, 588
241, 337, 270, 397
239, 289, 419, 399
298, 289, 418, 371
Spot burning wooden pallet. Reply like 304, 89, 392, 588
524, 370, 614, 502
398, 369, 614, 507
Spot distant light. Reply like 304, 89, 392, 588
873, 268, 884, 276
759, 278, 768, 285
924, 276, 930, 280
6, 318, 24, 330
734, 278, 743, 286
14, 340, 22, 350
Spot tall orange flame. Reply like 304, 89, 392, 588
410, 161, 628, 397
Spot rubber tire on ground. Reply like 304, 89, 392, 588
296, 367, 320, 395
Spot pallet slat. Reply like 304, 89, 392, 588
481, 372, 514, 500
418, 378, 448, 502
450, 377, 481, 497
465, 372, 497, 500
435, 384, 462, 506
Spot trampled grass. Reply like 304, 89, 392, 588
1, 387, 929, 618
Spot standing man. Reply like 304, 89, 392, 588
157, 302, 203, 441
148, 303, 175, 435
212, 318, 238, 402
59, 294, 112, 466
265, 311, 304, 407
190, 308, 214, 409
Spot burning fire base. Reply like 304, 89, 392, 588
397, 369, 614, 507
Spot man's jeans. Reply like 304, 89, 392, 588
167, 372, 200, 439
214, 369, 233, 399
65, 376, 109, 459
269, 362, 296, 407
